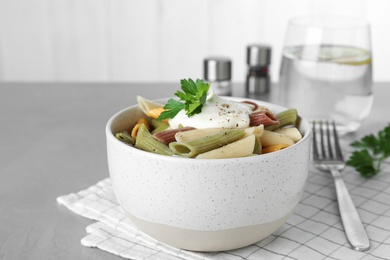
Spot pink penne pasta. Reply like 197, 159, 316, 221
249, 110, 279, 127
153, 127, 196, 145
241, 100, 259, 111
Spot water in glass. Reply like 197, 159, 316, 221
279, 44, 373, 134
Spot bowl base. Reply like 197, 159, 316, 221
123, 209, 292, 252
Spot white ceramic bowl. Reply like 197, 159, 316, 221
106, 98, 312, 252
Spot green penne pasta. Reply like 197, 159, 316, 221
150, 118, 169, 129
151, 123, 170, 134
196, 135, 256, 159
169, 129, 245, 158
135, 124, 173, 156
175, 128, 225, 142
253, 135, 262, 154
115, 131, 135, 146
265, 108, 298, 131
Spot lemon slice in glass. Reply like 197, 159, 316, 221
320, 46, 372, 66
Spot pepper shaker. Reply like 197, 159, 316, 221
245, 45, 271, 99
203, 57, 232, 96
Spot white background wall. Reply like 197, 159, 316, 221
0, 0, 389, 83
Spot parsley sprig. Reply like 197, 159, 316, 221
346, 124, 390, 178
157, 78, 210, 121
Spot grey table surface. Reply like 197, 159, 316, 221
0, 82, 389, 260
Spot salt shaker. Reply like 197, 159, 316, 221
245, 45, 271, 98
203, 57, 232, 96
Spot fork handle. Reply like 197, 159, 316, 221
331, 169, 370, 251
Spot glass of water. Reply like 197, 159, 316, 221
279, 15, 373, 134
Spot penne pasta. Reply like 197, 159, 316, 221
151, 124, 170, 134
265, 108, 298, 131
196, 135, 256, 159
253, 135, 262, 155
153, 127, 196, 145
243, 125, 264, 138
259, 130, 294, 147
147, 107, 165, 120
250, 110, 279, 127
114, 94, 304, 158
135, 124, 173, 156
150, 118, 169, 129
175, 128, 225, 142
262, 144, 290, 154
137, 96, 164, 115
131, 118, 150, 139
241, 100, 258, 110
150, 119, 170, 134
115, 131, 135, 146
169, 129, 245, 158
275, 127, 302, 142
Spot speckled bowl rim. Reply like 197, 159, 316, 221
106, 97, 312, 163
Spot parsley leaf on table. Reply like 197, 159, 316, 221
346, 124, 390, 177
157, 79, 210, 121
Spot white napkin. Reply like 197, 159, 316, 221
57, 164, 390, 260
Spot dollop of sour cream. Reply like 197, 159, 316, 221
168, 91, 252, 129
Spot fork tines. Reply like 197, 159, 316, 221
312, 121, 344, 162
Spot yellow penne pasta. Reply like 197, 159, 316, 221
147, 107, 165, 120
259, 130, 294, 147
196, 135, 256, 159
275, 127, 302, 142
131, 118, 150, 139
175, 128, 225, 142
262, 144, 290, 154
131, 124, 141, 139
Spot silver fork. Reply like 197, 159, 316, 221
312, 121, 370, 251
